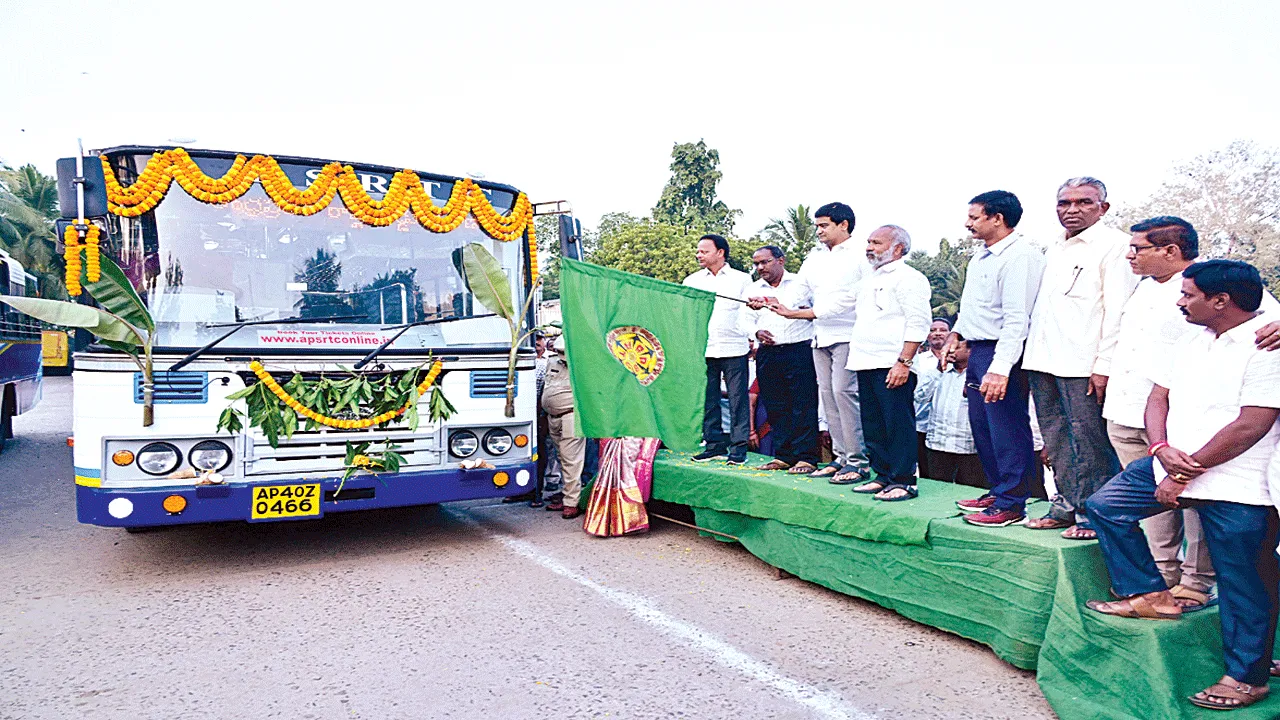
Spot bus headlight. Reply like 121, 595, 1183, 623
189, 440, 233, 472
137, 442, 182, 476
483, 429, 513, 455
449, 430, 479, 458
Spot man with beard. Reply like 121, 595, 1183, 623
843, 226, 932, 501
1085, 259, 1280, 712
1023, 177, 1138, 539
742, 245, 820, 473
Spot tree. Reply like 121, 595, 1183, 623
652, 140, 741, 235
590, 213, 756, 284
760, 204, 816, 272
0, 164, 66, 298
1114, 140, 1280, 293
906, 237, 979, 322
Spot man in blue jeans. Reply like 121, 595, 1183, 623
1084, 260, 1280, 711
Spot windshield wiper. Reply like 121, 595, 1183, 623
354, 314, 496, 370
167, 315, 368, 371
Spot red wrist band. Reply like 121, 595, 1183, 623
1148, 441, 1170, 456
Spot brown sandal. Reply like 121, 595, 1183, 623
755, 459, 791, 471
787, 461, 817, 475
1086, 593, 1182, 620
1170, 584, 1214, 612
1062, 524, 1097, 540
1026, 516, 1074, 530
1189, 676, 1270, 710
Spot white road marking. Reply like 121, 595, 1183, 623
456, 512, 877, 720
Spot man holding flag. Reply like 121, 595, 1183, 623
682, 234, 754, 466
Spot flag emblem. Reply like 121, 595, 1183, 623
606, 326, 665, 386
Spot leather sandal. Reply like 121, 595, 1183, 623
787, 461, 817, 475
1086, 593, 1182, 620
1026, 516, 1074, 530
1062, 523, 1097, 541
1189, 676, 1270, 710
1170, 584, 1215, 612
755, 459, 791, 471
561, 507, 582, 520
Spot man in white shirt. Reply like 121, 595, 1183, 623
741, 246, 819, 473
683, 234, 753, 465
1085, 260, 1280, 711
1103, 216, 1217, 608
765, 202, 872, 484
844, 226, 933, 501
946, 191, 1047, 527
1023, 178, 1138, 539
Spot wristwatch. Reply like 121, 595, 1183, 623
896, 355, 914, 367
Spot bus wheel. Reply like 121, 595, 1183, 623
0, 389, 13, 453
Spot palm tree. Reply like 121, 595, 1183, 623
760, 204, 817, 272
0, 164, 65, 298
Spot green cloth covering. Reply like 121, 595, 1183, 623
560, 259, 714, 452
654, 451, 970, 546
654, 456, 1280, 720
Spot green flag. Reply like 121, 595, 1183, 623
560, 259, 715, 451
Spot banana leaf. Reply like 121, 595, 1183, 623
459, 243, 514, 320
82, 255, 155, 334
0, 296, 144, 345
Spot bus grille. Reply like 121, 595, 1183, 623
135, 371, 208, 404
470, 370, 514, 398
245, 426, 442, 477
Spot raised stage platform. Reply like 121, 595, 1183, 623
651, 450, 1280, 720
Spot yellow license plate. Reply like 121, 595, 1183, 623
250, 484, 321, 519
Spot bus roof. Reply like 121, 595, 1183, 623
95, 145, 525, 198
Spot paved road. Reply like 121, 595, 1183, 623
0, 378, 1056, 719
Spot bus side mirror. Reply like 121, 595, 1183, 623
56, 156, 108, 219
557, 215, 583, 262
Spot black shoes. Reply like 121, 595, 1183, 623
692, 449, 727, 462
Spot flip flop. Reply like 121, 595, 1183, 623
874, 484, 918, 502
810, 463, 841, 478
1189, 677, 1270, 710
830, 465, 868, 485
851, 479, 888, 494
787, 461, 817, 475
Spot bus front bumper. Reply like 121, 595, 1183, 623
76, 461, 537, 528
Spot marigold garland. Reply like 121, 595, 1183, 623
62, 223, 101, 296
247, 359, 444, 430
101, 148, 535, 245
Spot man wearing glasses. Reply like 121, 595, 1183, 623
1022, 178, 1139, 539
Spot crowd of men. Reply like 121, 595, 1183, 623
680, 179, 1280, 711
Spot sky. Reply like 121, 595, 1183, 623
2, 0, 1279, 253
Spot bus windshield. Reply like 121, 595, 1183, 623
105, 152, 528, 352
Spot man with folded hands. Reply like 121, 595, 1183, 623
1084, 259, 1280, 712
